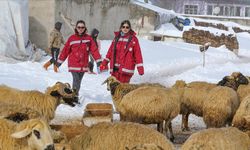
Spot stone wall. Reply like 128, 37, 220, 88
183, 28, 239, 51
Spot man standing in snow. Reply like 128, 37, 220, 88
43, 22, 64, 72
100, 20, 144, 83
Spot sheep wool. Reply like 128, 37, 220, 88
203, 86, 239, 128
70, 122, 174, 150
180, 81, 216, 130
181, 127, 250, 150
0, 102, 41, 122
237, 84, 250, 102
232, 95, 250, 130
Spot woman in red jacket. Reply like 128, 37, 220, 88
100, 20, 144, 83
56, 20, 102, 95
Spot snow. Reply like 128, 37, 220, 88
1, 36, 250, 125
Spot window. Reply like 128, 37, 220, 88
207, 5, 213, 15
245, 7, 250, 17
236, 7, 241, 16
230, 6, 235, 16
184, 5, 198, 14
225, 7, 229, 16
218, 6, 224, 16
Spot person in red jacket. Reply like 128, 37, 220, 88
100, 20, 144, 83
56, 20, 102, 95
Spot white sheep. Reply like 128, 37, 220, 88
181, 127, 250, 150
203, 86, 240, 128
0, 118, 54, 150
103, 76, 180, 141
69, 122, 174, 150
0, 82, 78, 122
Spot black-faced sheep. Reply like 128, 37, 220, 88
203, 86, 240, 128
181, 127, 250, 150
103, 76, 180, 141
0, 82, 79, 122
0, 118, 54, 150
69, 122, 174, 150
217, 72, 248, 91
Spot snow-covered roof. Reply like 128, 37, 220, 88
131, 0, 176, 23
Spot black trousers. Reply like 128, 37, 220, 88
71, 72, 85, 95
49, 47, 60, 65
88, 55, 94, 72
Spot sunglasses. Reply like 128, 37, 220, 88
122, 26, 130, 29
77, 26, 85, 29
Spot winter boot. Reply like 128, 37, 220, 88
43, 61, 51, 70
53, 64, 58, 73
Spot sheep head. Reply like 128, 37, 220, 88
46, 82, 79, 107
11, 118, 54, 150
102, 76, 120, 95
231, 72, 249, 86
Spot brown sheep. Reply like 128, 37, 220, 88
69, 122, 174, 150
102, 76, 167, 132
203, 86, 239, 128
0, 82, 79, 122
181, 127, 250, 150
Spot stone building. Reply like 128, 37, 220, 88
29, 0, 158, 49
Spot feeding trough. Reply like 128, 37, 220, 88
82, 103, 113, 126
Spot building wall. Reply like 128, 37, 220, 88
29, 0, 55, 49
55, 0, 156, 40
29, 0, 156, 49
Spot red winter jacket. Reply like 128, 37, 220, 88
101, 31, 144, 75
58, 34, 102, 72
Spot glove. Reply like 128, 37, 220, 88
137, 66, 144, 76
100, 63, 109, 72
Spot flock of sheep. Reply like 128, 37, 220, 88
1, 72, 250, 150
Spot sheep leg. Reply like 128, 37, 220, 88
157, 122, 163, 133
181, 113, 190, 131
165, 121, 174, 142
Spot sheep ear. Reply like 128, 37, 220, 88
11, 128, 31, 139
102, 79, 108, 85
50, 90, 60, 97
